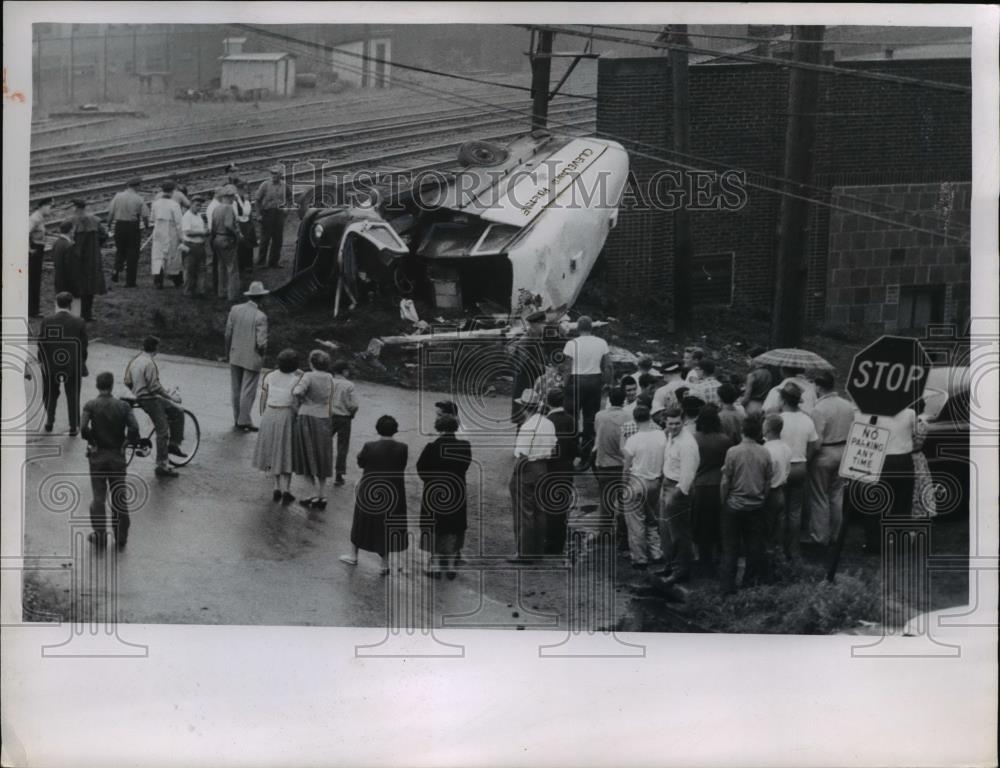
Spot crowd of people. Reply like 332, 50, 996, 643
29, 183, 930, 591
26, 165, 290, 318
509, 322, 934, 597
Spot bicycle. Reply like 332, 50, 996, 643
121, 396, 201, 467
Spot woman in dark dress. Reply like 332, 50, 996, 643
417, 414, 473, 580
339, 414, 408, 575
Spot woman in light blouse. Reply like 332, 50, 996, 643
292, 350, 335, 509
252, 349, 303, 503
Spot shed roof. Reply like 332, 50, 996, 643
219, 53, 296, 62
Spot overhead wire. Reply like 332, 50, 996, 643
228, 23, 967, 242
232, 23, 596, 100
570, 23, 973, 49
515, 24, 972, 94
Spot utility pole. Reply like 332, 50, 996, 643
668, 24, 693, 333
69, 25, 75, 105
530, 28, 553, 130
132, 25, 137, 75
35, 27, 42, 111
771, 25, 825, 347
102, 24, 109, 102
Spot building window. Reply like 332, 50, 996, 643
897, 285, 944, 331
691, 252, 735, 307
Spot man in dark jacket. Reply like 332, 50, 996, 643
542, 388, 577, 556
51, 220, 78, 297
37, 291, 88, 434
80, 371, 141, 550
69, 199, 108, 321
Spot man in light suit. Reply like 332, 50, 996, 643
225, 281, 269, 432
37, 291, 88, 434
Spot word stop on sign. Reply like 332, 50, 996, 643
850, 361, 926, 392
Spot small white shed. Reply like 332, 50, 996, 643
220, 53, 297, 98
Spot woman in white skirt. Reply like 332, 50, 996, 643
253, 349, 303, 504
292, 349, 335, 509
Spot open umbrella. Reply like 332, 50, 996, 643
752, 348, 834, 371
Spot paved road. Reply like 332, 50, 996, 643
22, 343, 629, 633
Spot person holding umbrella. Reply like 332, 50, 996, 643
753, 348, 831, 415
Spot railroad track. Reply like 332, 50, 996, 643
30, 99, 590, 178
30, 81, 555, 158
40, 116, 596, 231
31, 105, 595, 205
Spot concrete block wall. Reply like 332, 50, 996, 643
595, 56, 971, 323
826, 182, 971, 332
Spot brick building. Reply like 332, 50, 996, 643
594, 56, 971, 332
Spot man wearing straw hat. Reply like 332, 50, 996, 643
210, 184, 242, 301
225, 281, 269, 432
507, 388, 556, 562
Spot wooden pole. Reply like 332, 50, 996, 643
132, 26, 137, 75
531, 29, 553, 130
102, 24, 109, 102
669, 24, 693, 333
770, 25, 825, 347
35, 29, 42, 111
69, 25, 75, 105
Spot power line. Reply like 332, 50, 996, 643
575, 23, 972, 48
246, 23, 966, 243
515, 24, 971, 94
232, 23, 596, 100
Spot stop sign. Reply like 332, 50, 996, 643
847, 336, 931, 416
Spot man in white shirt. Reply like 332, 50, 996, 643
621, 405, 666, 568
807, 371, 855, 545
180, 196, 208, 298
561, 316, 611, 465
507, 389, 556, 562
762, 367, 817, 415
777, 383, 819, 558
651, 361, 686, 415
659, 405, 701, 583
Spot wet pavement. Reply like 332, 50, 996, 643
21, 342, 651, 632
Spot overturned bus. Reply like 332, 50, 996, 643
270, 131, 629, 322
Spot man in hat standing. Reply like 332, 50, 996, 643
210, 185, 241, 301
28, 197, 53, 317
255, 165, 288, 268
507, 388, 556, 562
68, 199, 108, 321
107, 178, 149, 287
150, 181, 184, 289
508, 310, 548, 427
225, 281, 269, 432
651, 361, 686, 415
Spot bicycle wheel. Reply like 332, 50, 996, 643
169, 409, 201, 467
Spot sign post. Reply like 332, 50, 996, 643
828, 335, 931, 584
